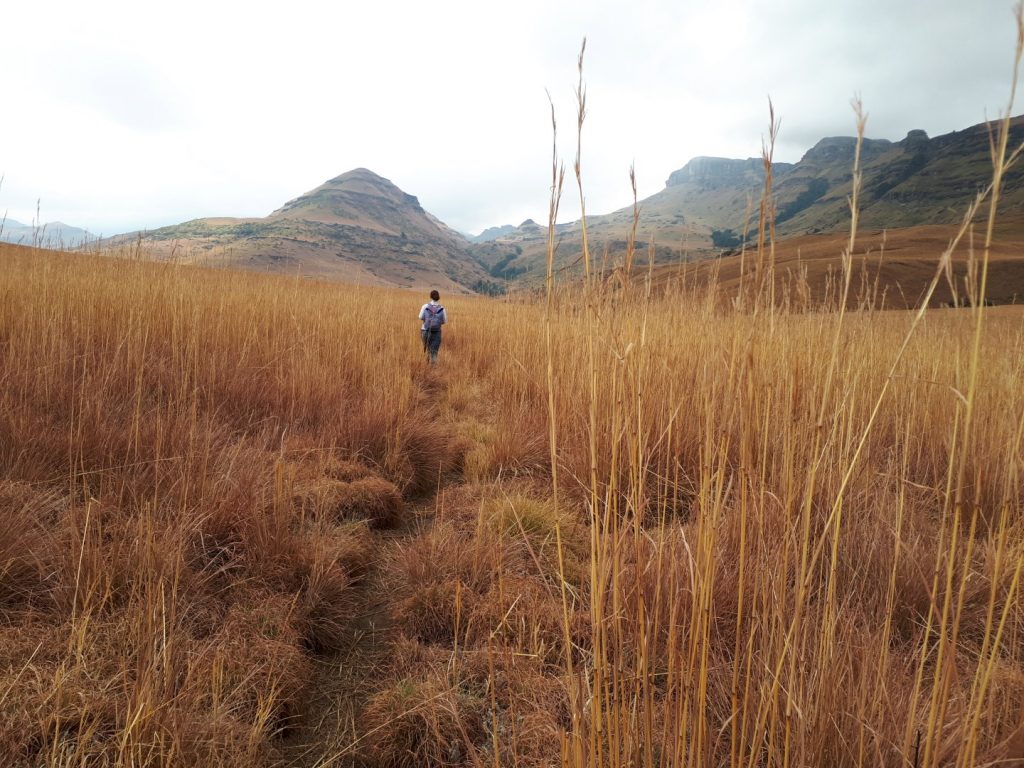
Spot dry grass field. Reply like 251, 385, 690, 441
2, 216, 1023, 766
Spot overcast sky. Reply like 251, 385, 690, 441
1, 0, 1018, 237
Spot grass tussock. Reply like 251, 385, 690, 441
360, 670, 488, 767
388, 486, 587, 657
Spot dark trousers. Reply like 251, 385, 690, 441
421, 328, 442, 364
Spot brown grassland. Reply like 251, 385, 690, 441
668, 217, 1024, 310
3, 219, 1024, 766
3, 19, 1024, 768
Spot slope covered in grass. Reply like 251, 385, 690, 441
661, 217, 1024, 308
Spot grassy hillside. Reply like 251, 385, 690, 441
661, 217, 1024, 308
110, 169, 490, 293
2, 233, 1023, 765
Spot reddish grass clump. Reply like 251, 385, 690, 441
361, 670, 488, 767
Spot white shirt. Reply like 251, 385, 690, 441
419, 300, 447, 331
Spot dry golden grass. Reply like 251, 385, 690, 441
5, 179, 1024, 767
4, 187, 1024, 767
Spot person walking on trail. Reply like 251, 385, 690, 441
419, 289, 447, 365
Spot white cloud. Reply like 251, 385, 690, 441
0, 0, 1018, 236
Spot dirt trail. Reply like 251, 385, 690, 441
280, 500, 438, 766
281, 365, 464, 766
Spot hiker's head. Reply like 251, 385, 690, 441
430, 290, 440, 301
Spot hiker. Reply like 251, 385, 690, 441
419, 289, 447, 365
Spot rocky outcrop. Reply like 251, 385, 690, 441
666, 157, 794, 189
902, 129, 929, 146
798, 136, 893, 166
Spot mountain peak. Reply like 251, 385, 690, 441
325, 167, 389, 185
271, 168, 424, 225
318, 168, 414, 202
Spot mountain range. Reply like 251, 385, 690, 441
1, 219, 96, 247
471, 116, 1024, 282
107, 115, 1024, 293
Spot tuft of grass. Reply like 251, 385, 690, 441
295, 475, 406, 528
361, 672, 488, 767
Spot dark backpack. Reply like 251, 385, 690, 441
424, 304, 444, 331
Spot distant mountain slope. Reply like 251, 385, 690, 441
642, 116, 1024, 241
116, 169, 489, 293
1, 218, 96, 247
469, 115, 1024, 284
468, 224, 518, 243
468, 209, 696, 284
655, 215, 1024, 309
